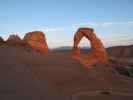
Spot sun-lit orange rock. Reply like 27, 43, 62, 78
72, 27, 109, 69
23, 31, 48, 53
71, 47, 81, 59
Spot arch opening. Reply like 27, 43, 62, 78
78, 37, 91, 55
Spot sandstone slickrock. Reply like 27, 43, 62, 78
72, 27, 109, 69
23, 31, 48, 53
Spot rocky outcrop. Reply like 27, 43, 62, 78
23, 31, 48, 53
0, 36, 4, 43
71, 27, 109, 69
6, 34, 26, 46
107, 45, 133, 58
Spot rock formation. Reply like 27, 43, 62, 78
6, 34, 25, 46
0, 36, 4, 43
23, 31, 48, 53
107, 45, 133, 58
71, 27, 109, 69
71, 47, 81, 59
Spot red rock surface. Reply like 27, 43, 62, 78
23, 31, 48, 53
72, 28, 109, 69
0, 45, 133, 100
6, 34, 25, 45
0, 35, 133, 100
71, 47, 81, 59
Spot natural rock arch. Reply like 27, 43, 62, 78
71, 27, 109, 69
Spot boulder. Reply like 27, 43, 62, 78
23, 31, 48, 53
72, 27, 109, 69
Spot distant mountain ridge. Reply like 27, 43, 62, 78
107, 44, 133, 58
52, 45, 133, 58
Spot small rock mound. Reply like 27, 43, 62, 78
6, 34, 27, 46
23, 31, 48, 53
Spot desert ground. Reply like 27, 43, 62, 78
0, 43, 133, 100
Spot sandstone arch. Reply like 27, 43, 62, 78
71, 27, 109, 69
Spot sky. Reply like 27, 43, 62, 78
0, 0, 133, 48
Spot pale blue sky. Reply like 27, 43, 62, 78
0, 0, 133, 48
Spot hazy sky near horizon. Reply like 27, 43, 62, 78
0, 0, 133, 48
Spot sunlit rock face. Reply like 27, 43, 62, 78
0, 36, 4, 43
23, 31, 48, 53
71, 47, 81, 59
6, 34, 25, 46
72, 27, 109, 69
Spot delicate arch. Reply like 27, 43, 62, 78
71, 27, 109, 69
